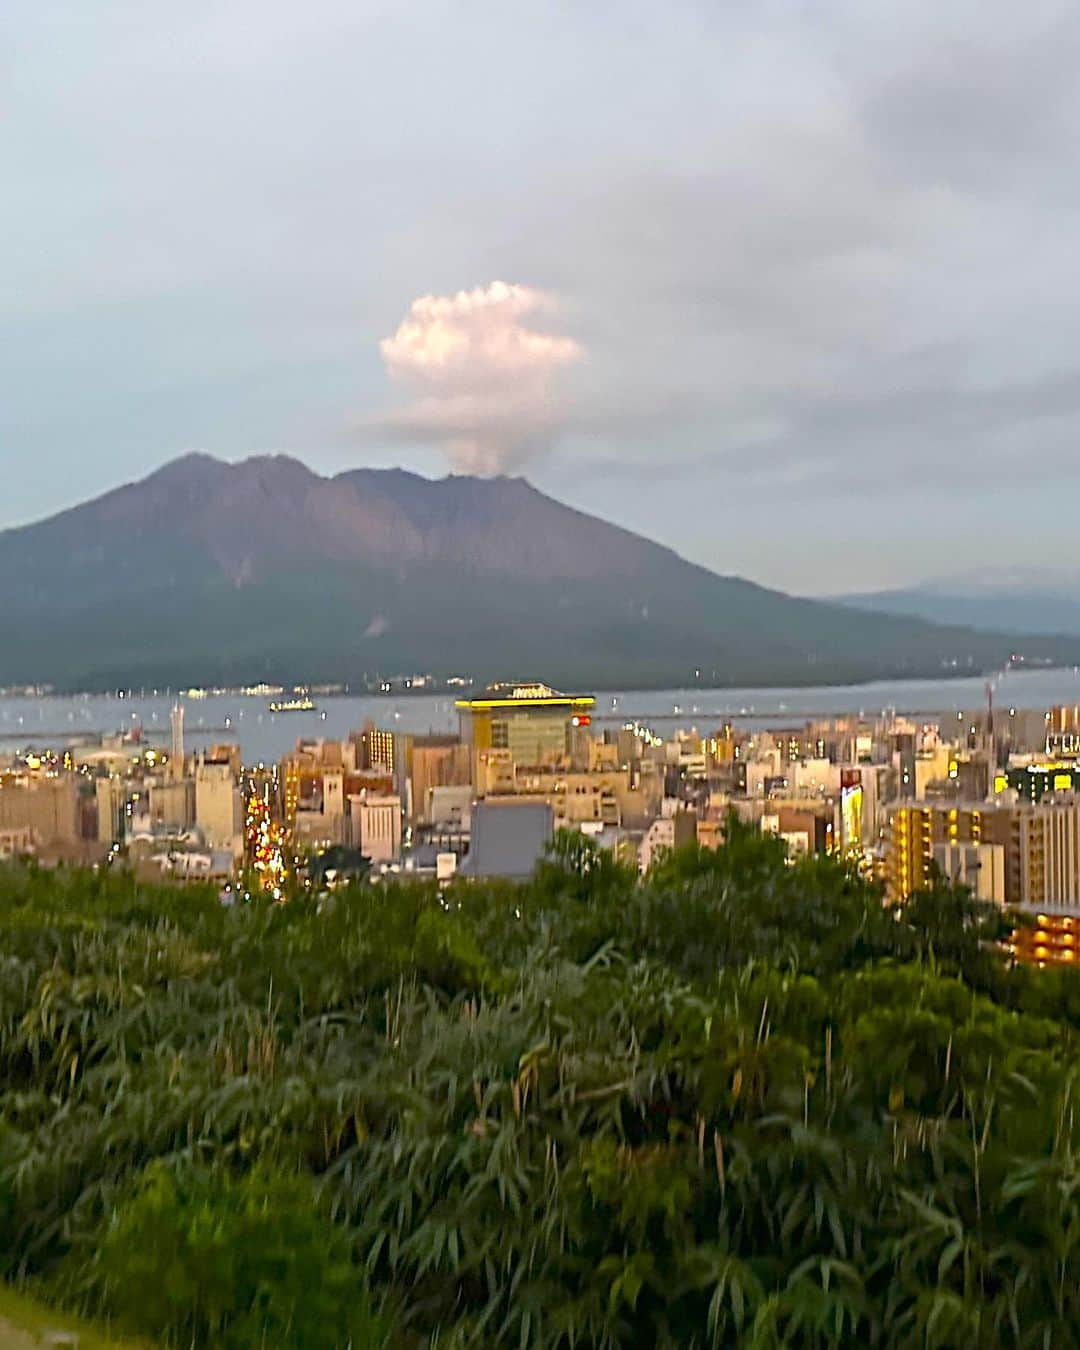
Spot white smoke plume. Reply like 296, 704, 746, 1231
378, 281, 583, 473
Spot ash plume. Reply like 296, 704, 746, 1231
378, 281, 582, 473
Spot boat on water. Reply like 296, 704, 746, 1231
268, 697, 316, 714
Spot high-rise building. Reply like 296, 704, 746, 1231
1013, 799, 1080, 910
884, 803, 1010, 902
283, 760, 301, 827
282, 738, 394, 836
457, 682, 594, 769
349, 794, 402, 863
0, 775, 81, 850
169, 704, 185, 781
96, 777, 127, 846
1047, 705, 1080, 755
932, 842, 1006, 905
195, 757, 243, 855
891, 731, 916, 799
149, 778, 195, 831
886, 799, 1080, 911
1005, 798, 1080, 966
355, 722, 396, 774
408, 736, 472, 824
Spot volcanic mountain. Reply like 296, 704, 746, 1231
3, 453, 1076, 690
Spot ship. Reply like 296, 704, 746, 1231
267, 696, 316, 714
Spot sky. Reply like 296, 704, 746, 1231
5, 0, 1080, 595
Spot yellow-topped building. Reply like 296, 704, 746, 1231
456, 682, 594, 769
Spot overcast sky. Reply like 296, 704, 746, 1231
5, 0, 1080, 594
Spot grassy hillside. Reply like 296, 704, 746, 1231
2, 837, 1080, 1345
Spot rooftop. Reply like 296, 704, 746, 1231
458, 801, 554, 880
456, 681, 595, 711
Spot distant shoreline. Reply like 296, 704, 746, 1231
1, 659, 1072, 703
3, 668, 1077, 764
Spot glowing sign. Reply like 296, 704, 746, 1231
840, 784, 863, 852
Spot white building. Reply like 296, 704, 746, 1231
1017, 800, 1080, 910
932, 842, 1006, 906
194, 759, 243, 856
427, 784, 473, 831
639, 811, 696, 873
350, 794, 402, 864
790, 759, 840, 797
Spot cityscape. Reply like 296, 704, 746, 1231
6, 677, 1080, 969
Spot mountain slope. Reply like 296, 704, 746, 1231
840, 583, 1080, 638
3, 454, 1079, 690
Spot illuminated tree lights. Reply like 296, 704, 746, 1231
245, 786, 286, 894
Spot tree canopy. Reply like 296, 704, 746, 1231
1, 822, 1079, 1346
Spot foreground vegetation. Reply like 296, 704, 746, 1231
0, 1283, 146, 1349
2, 827, 1080, 1346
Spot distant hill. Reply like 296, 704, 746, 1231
3, 453, 1080, 691
840, 576, 1080, 638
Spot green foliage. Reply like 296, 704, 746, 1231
75, 1162, 390, 1349
1, 839, 1079, 1347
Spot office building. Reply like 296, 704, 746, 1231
350, 794, 402, 864
457, 682, 594, 769
0, 775, 82, 852
408, 736, 472, 824
1013, 799, 1080, 911
355, 722, 396, 774
149, 778, 195, 832
283, 738, 393, 831
886, 799, 1080, 912
194, 757, 243, 855
885, 804, 1010, 902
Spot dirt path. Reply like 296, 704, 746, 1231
0, 1314, 41, 1349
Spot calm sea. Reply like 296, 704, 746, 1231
2, 667, 1079, 764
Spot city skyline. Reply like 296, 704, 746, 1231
9, 669, 1080, 952
8, 2, 1080, 593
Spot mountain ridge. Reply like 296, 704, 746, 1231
838, 580, 1080, 639
4, 454, 1080, 690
